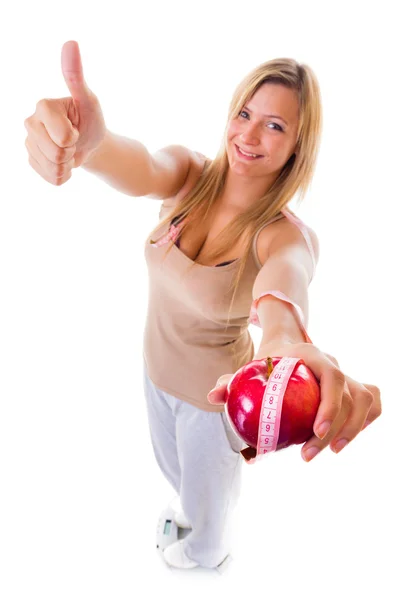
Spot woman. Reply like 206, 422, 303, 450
24, 40, 382, 570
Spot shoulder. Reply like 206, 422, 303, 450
162, 150, 209, 208
257, 212, 320, 273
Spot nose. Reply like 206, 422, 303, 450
240, 121, 261, 146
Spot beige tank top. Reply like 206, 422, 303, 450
142, 161, 315, 413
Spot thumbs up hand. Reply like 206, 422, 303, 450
24, 40, 107, 185
60, 40, 107, 168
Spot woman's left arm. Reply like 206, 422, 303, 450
208, 222, 382, 461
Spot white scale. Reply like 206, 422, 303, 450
156, 499, 233, 574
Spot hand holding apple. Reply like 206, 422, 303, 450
208, 342, 382, 462
220, 356, 321, 461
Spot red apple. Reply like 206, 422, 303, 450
224, 356, 321, 458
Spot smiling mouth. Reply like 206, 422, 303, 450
235, 144, 263, 159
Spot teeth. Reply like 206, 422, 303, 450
238, 146, 259, 158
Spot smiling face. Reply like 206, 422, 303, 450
226, 82, 300, 181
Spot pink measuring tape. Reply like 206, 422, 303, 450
240, 357, 301, 464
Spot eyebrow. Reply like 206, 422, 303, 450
243, 105, 288, 126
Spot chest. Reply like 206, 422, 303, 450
175, 207, 282, 267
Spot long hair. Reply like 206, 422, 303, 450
147, 57, 322, 346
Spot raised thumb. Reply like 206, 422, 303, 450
61, 40, 92, 104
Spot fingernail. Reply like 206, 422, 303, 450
333, 439, 348, 453
316, 420, 332, 439
362, 420, 372, 431
303, 447, 320, 462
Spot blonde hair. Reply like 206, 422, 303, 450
147, 57, 322, 358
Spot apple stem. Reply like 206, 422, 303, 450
266, 357, 274, 379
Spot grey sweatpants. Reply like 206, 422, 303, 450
142, 360, 245, 568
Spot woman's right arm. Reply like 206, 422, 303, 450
82, 131, 200, 200
24, 40, 202, 202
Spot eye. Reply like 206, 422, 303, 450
238, 110, 283, 132
267, 122, 283, 132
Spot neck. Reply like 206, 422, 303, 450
218, 167, 280, 211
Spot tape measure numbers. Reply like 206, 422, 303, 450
242, 357, 301, 464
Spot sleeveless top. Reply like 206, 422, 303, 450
142, 159, 317, 412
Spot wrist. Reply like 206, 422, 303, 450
253, 336, 304, 361
81, 130, 110, 170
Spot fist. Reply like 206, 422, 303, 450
24, 40, 107, 186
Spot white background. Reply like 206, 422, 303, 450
1, 0, 399, 598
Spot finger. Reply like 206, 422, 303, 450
35, 101, 79, 149
313, 365, 346, 440
26, 136, 75, 181
323, 352, 340, 368
207, 392, 225, 405
27, 153, 72, 186
329, 389, 374, 453
25, 118, 76, 163
25, 128, 75, 175
207, 385, 227, 404
207, 374, 234, 404
340, 378, 382, 430
264, 344, 346, 441
207, 384, 227, 404
61, 40, 92, 103
301, 393, 353, 461
361, 383, 382, 426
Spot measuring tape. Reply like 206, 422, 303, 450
241, 357, 301, 464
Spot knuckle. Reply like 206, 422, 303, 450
59, 130, 77, 149
53, 173, 66, 186
54, 146, 69, 164
58, 132, 72, 148
58, 167, 72, 184
36, 98, 49, 110
53, 163, 68, 178
362, 385, 382, 416
332, 367, 345, 386
325, 352, 340, 368
58, 172, 71, 186
367, 384, 381, 398
373, 403, 382, 418
363, 390, 374, 408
